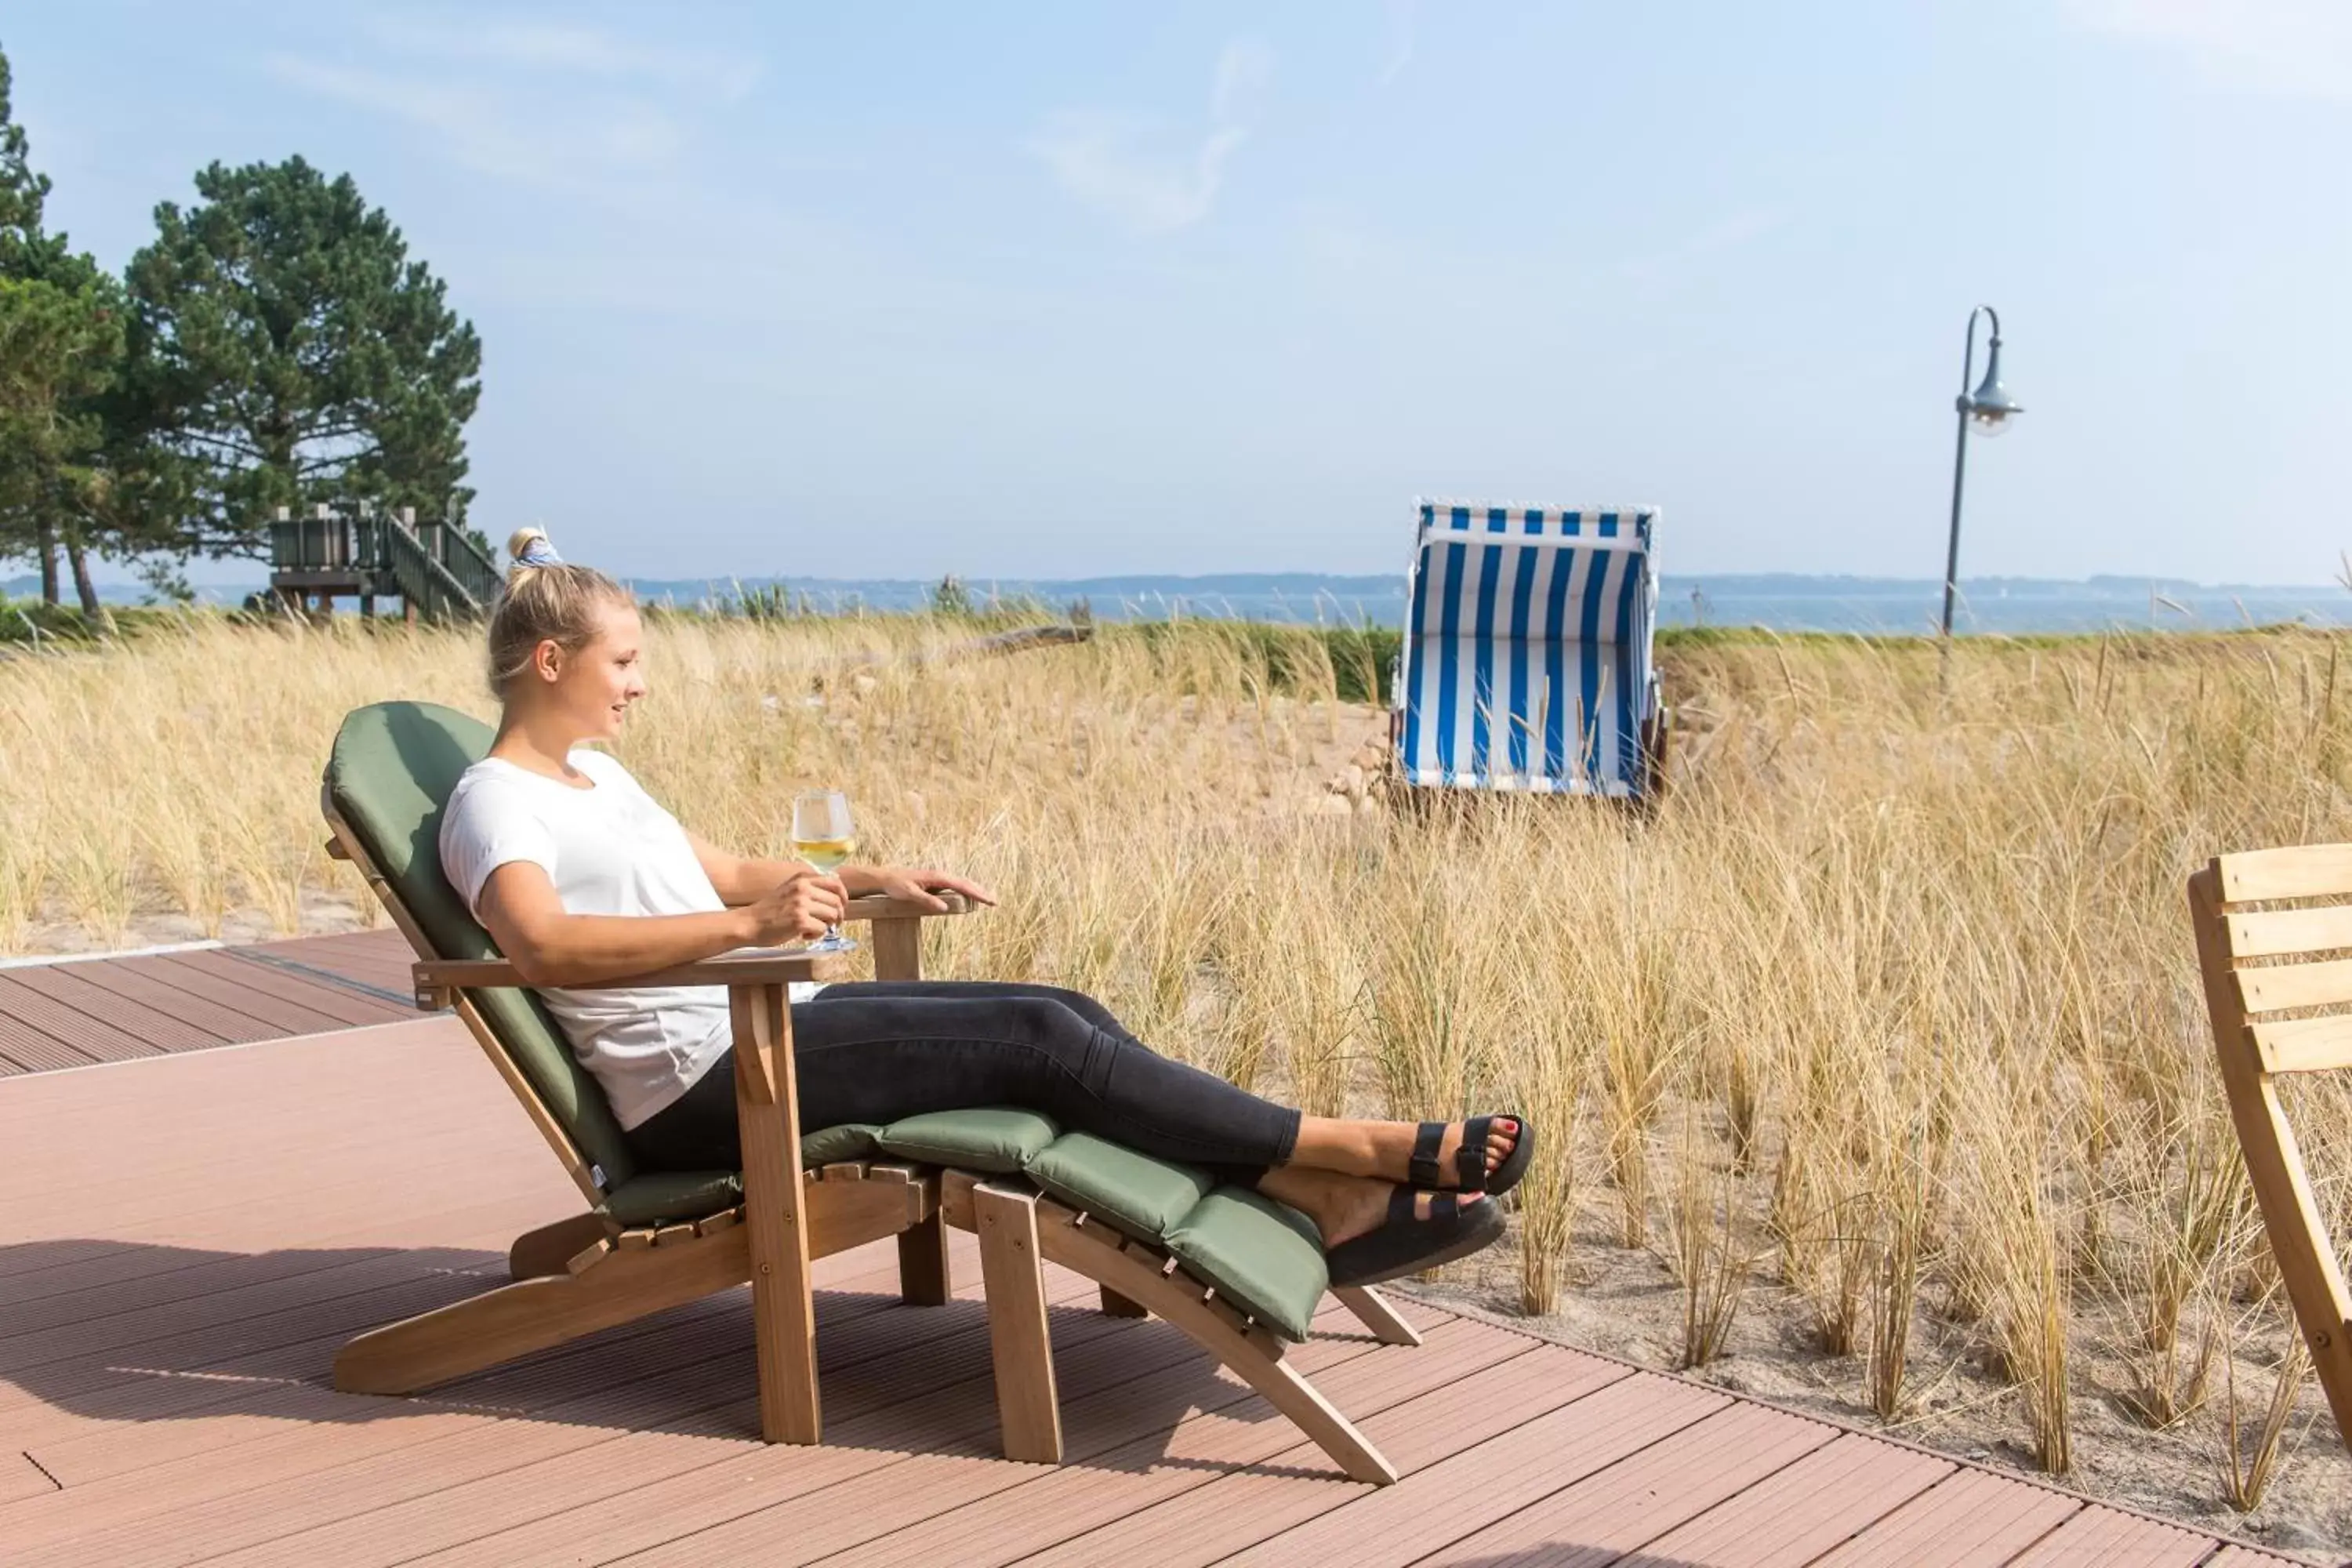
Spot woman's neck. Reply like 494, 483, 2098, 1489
488, 707, 596, 785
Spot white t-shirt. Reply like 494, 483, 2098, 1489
438, 748, 821, 1131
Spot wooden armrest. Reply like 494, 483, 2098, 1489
412, 947, 851, 1007
843, 891, 974, 923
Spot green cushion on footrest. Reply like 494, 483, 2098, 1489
1025, 1132, 1214, 1243
1163, 1187, 1329, 1341
877, 1108, 1061, 1173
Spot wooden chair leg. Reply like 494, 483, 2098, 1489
898, 1209, 953, 1306
942, 1172, 1396, 1485
506, 1212, 615, 1281
1100, 1285, 1150, 1319
336, 1225, 753, 1394
974, 1182, 1064, 1463
733, 982, 822, 1444
1334, 1284, 1425, 1346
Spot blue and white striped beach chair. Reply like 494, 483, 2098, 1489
1392, 501, 1666, 799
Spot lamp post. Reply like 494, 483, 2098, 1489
1940, 304, 2024, 638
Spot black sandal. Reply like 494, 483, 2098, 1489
1409, 1114, 1535, 1197
1325, 1189, 1507, 1287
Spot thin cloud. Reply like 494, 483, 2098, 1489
363, 15, 762, 101
2065, 0, 2352, 100
263, 54, 684, 188
1029, 39, 1274, 234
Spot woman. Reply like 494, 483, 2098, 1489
440, 531, 1531, 1286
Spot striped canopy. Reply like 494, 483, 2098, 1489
1396, 502, 1661, 796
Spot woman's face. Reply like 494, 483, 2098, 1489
529, 599, 648, 742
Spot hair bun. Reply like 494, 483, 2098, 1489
506, 527, 563, 580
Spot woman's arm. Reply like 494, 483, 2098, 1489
684, 829, 996, 912
475, 860, 842, 988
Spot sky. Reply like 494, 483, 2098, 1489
7, 2, 2351, 586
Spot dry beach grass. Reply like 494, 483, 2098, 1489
3, 612, 2350, 1555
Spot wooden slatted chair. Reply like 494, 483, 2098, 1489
2187, 845, 2352, 1450
321, 701, 1417, 1483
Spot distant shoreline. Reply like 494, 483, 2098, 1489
13, 570, 2346, 636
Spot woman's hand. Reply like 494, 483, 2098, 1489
741, 866, 848, 945
852, 865, 998, 913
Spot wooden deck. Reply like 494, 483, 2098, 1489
0, 929, 413, 1076
0, 999, 2314, 1565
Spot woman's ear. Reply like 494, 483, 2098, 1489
533, 637, 564, 683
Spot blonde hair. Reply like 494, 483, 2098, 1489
486, 527, 633, 695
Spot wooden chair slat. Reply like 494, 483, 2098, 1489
2234, 956, 2352, 1014
2190, 862, 2352, 1453
2218, 843, 2352, 903
2250, 1014, 2352, 1076
2223, 904, 2352, 959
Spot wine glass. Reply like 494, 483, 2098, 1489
791, 789, 858, 953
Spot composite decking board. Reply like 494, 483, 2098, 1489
1407, 1399, 1844, 1567
0, 978, 109, 1070
0, 1182, 572, 1316
158, 948, 408, 1029
7, 953, 289, 1047
0, 1242, 514, 1427
119, 952, 386, 1036
1805, 1466, 2084, 1566
1200, 1370, 1726, 1568
3, 1270, 1074, 1568
2204, 1547, 2313, 1566
20, 1272, 1135, 1568
2002, 1504, 2233, 1566
0, 1109, 542, 1232
401, 1269, 1227, 1568
614, 1308, 1446, 1568
0, 971, 163, 1061
1, 1446, 60, 1504
21, 1252, 933, 1489
226, 944, 419, 1008
857, 1338, 1635, 1568
0, 1015, 455, 1135
209, 1276, 1187, 1568
431, 1295, 1396, 1568
1630, 1431, 1955, 1566
0, 960, 228, 1054
260, 931, 421, 993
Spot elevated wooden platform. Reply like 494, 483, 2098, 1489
0, 1011, 2303, 1566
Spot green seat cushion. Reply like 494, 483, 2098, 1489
1025, 1132, 1214, 1245
601, 1171, 741, 1229
877, 1108, 1061, 1174
600, 1124, 888, 1226
1162, 1188, 1329, 1341
325, 702, 638, 1192
800, 1123, 884, 1165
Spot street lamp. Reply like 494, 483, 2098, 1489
1940, 304, 2024, 638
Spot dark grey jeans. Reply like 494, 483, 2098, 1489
624, 981, 1303, 1187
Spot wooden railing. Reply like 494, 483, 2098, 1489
268, 505, 499, 622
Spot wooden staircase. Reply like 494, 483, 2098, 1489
267, 504, 500, 623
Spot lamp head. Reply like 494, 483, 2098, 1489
1962, 333, 2024, 437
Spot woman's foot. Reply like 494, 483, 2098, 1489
1258, 1167, 1485, 1249
1292, 1115, 1524, 1191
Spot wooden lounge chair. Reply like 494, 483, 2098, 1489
321, 701, 1414, 1483
2187, 845, 2352, 1450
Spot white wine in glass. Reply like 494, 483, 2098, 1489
791, 789, 857, 953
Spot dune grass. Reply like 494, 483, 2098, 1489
2, 609, 2347, 1503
